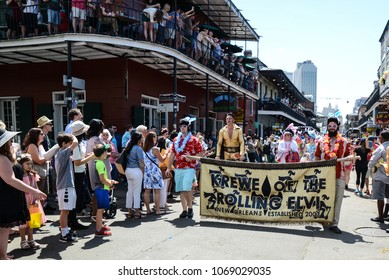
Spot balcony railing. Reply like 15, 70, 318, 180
0, 1, 259, 94
259, 99, 306, 124
358, 115, 368, 127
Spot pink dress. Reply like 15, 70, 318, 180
23, 173, 46, 226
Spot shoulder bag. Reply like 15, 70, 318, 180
115, 150, 128, 175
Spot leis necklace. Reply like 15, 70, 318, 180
175, 132, 192, 153
323, 132, 342, 159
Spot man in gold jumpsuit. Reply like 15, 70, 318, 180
215, 113, 245, 161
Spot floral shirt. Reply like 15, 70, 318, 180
172, 134, 203, 169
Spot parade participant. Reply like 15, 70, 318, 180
166, 117, 203, 218
315, 117, 351, 234
215, 113, 245, 161
0, 129, 47, 260
276, 128, 299, 163
305, 132, 317, 161
367, 130, 389, 225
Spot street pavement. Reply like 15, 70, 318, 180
6, 171, 389, 260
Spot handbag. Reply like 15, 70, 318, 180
285, 151, 300, 163
115, 150, 128, 175
28, 204, 42, 229
160, 166, 172, 179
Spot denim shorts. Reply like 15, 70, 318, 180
47, 9, 59, 25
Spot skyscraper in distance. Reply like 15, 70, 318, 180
294, 60, 317, 112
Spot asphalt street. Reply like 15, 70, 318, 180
5, 171, 389, 260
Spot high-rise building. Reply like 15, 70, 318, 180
294, 60, 317, 112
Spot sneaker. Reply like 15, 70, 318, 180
95, 228, 112, 237
102, 225, 111, 231
27, 240, 41, 250
59, 232, 77, 243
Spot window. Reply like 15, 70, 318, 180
141, 95, 160, 131
249, 99, 254, 116
0, 98, 18, 131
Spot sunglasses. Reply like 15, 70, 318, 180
180, 125, 187, 128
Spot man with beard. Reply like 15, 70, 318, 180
315, 117, 351, 234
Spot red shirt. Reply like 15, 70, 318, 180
172, 134, 203, 169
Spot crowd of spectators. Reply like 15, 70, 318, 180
3, 0, 258, 93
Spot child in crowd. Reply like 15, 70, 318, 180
93, 144, 118, 237
55, 133, 78, 243
17, 153, 45, 250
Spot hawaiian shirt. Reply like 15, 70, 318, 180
172, 135, 203, 169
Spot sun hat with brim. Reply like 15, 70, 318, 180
0, 128, 21, 148
71, 121, 90, 136
37, 115, 52, 128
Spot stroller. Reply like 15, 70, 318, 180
104, 188, 117, 219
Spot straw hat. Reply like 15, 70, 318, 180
37, 116, 52, 128
0, 128, 20, 148
71, 121, 90, 136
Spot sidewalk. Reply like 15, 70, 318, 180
5, 171, 389, 260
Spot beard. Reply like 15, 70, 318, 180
328, 130, 338, 137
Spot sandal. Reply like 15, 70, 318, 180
28, 240, 41, 250
134, 213, 146, 219
20, 240, 30, 250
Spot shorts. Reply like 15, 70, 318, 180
371, 180, 389, 200
174, 168, 196, 192
5, 14, 20, 31
47, 9, 59, 25
95, 188, 110, 210
57, 188, 77, 211
72, 7, 86, 20
142, 13, 150, 22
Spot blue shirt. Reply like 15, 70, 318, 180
127, 145, 144, 168
121, 131, 131, 148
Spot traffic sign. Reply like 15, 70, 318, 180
159, 93, 186, 103
63, 75, 85, 90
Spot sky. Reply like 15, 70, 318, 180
232, 0, 388, 117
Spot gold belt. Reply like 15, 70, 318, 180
223, 146, 240, 153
